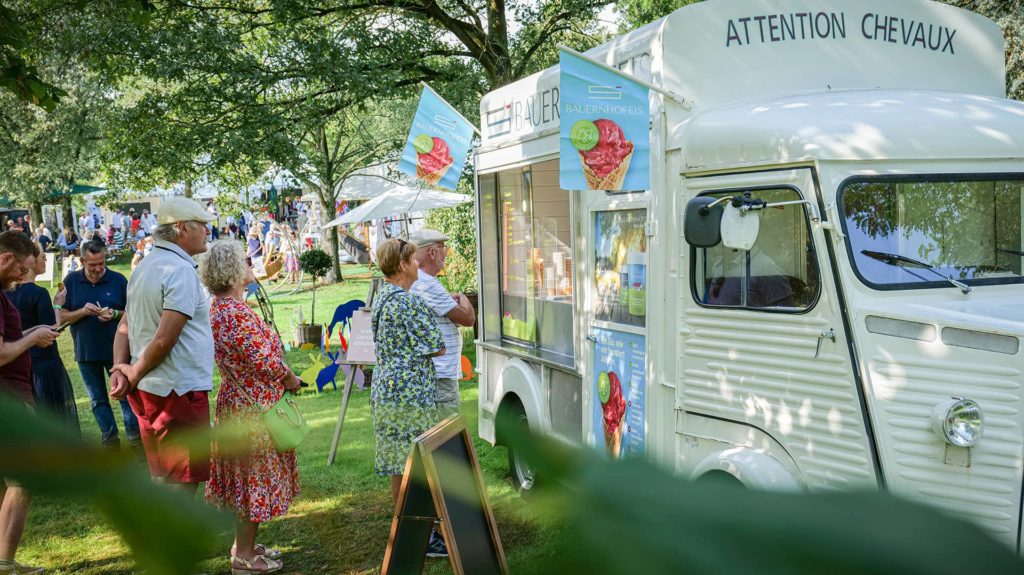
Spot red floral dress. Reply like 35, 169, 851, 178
205, 297, 300, 522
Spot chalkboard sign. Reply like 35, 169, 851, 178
382, 415, 508, 575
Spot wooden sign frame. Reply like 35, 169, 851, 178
326, 277, 382, 465
382, 415, 509, 575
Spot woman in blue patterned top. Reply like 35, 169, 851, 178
371, 238, 446, 502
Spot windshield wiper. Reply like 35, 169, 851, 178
861, 250, 972, 295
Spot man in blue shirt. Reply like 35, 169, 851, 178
59, 240, 139, 448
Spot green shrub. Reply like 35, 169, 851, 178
425, 186, 477, 294
298, 248, 332, 323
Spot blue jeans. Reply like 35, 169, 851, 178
78, 360, 141, 445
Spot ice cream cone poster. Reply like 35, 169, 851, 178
559, 49, 650, 191
399, 85, 475, 190
592, 327, 646, 459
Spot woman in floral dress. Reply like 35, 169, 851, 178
199, 240, 302, 575
371, 238, 446, 502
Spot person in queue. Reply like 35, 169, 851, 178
408, 230, 475, 418
370, 238, 447, 557
109, 197, 215, 491
59, 241, 138, 449
10, 242, 79, 432
0, 231, 60, 575
199, 240, 301, 575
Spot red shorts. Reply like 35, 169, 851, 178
127, 389, 211, 484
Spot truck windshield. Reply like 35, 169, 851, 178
840, 176, 1024, 289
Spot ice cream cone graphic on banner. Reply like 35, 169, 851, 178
572, 119, 634, 190
598, 370, 626, 458
413, 134, 454, 185
559, 48, 649, 191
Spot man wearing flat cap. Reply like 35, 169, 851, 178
408, 229, 475, 418
109, 196, 216, 490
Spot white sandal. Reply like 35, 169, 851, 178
253, 544, 282, 559
231, 555, 282, 575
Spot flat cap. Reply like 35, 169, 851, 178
157, 197, 216, 225
407, 229, 449, 249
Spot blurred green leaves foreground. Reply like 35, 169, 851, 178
0, 398, 230, 575
502, 418, 1024, 575
2, 394, 1023, 574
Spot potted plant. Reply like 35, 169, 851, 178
295, 248, 333, 346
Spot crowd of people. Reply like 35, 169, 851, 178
0, 196, 474, 574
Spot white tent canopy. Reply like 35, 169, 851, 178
322, 188, 471, 228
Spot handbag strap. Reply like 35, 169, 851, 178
228, 301, 286, 415
234, 378, 271, 416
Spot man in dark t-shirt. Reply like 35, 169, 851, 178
59, 240, 138, 448
0, 231, 59, 574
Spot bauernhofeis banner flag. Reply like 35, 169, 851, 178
399, 85, 475, 190
559, 48, 650, 191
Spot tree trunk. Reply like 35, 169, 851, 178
183, 179, 193, 198
30, 202, 43, 232
319, 194, 343, 283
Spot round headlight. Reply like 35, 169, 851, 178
931, 398, 984, 448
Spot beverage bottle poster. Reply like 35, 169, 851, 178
398, 86, 475, 190
592, 327, 646, 458
559, 49, 650, 191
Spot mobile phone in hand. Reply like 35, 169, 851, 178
54, 322, 71, 333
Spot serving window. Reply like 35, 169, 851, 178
478, 159, 575, 360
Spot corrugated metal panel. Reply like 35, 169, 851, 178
549, 369, 584, 443
678, 308, 877, 491
860, 331, 1024, 546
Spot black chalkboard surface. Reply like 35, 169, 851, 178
382, 415, 508, 575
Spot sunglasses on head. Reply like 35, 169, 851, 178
396, 238, 408, 250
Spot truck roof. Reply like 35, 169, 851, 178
478, 0, 1006, 151
675, 90, 1024, 169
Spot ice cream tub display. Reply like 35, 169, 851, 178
627, 251, 646, 317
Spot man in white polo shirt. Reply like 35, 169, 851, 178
109, 196, 215, 490
408, 229, 475, 418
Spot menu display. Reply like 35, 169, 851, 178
594, 209, 647, 327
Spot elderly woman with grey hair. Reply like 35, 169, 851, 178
198, 239, 302, 575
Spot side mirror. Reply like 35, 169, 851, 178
683, 196, 725, 248
721, 203, 760, 250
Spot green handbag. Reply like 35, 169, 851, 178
262, 395, 311, 452
238, 386, 311, 453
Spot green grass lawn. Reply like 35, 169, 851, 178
17, 256, 562, 574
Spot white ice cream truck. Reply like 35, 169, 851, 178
472, 0, 1024, 550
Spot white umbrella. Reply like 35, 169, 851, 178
334, 174, 420, 200
322, 188, 471, 228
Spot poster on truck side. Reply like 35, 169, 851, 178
398, 85, 475, 190
559, 49, 650, 191
592, 327, 646, 459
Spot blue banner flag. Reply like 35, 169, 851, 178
399, 86, 475, 190
559, 49, 650, 191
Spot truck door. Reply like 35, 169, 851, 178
677, 168, 880, 490
584, 199, 650, 458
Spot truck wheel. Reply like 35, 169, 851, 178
499, 400, 536, 492
700, 470, 745, 488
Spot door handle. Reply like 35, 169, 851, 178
815, 328, 836, 359
586, 333, 598, 343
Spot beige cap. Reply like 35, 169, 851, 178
157, 197, 217, 225
407, 229, 449, 249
